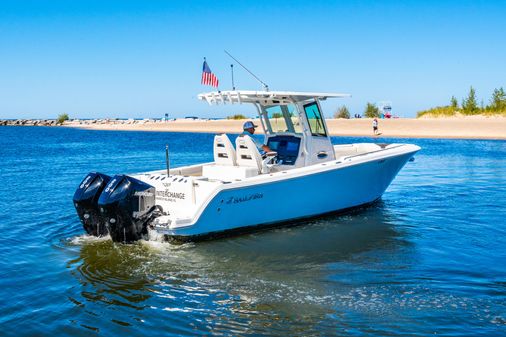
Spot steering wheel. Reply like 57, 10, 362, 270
266, 151, 280, 165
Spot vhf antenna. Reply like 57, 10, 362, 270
224, 50, 269, 91
230, 64, 235, 90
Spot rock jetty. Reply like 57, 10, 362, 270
0, 118, 161, 127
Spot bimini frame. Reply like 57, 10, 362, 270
198, 90, 352, 166
198, 90, 350, 133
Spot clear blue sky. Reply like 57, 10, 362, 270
1, 0, 505, 119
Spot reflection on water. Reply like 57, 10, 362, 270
64, 195, 505, 336
69, 240, 156, 311
66, 202, 405, 335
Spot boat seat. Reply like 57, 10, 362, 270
202, 134, 263, 180
236, 135, 276, 174
213, 133, 237, 166
236, 134, 263, 171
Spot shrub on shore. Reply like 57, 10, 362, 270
417, 87, 506, 117
57, 113, 69, 124
227, 114, 247, 120
334, 106, 350, 119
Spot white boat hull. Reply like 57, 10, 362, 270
153, 147, 417, 239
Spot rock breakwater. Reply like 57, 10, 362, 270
0, 118, 161, 127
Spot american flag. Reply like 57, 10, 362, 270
201, 59, 219, 88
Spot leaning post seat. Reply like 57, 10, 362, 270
213, 133, 237, 166
236, 134, 264, 172
236, 134, 277, 174
202, 133, 258, 181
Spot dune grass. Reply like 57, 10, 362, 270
417, 87, 506, 118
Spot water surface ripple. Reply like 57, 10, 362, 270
0, 127, 505, 336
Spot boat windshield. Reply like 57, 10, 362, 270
303, 101, 327, 137
262, 104, 302, 134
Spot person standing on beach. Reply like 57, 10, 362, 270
372, 118, 379, 135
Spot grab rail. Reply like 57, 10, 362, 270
339, 144, 406, 161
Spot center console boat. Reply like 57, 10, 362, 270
73, 90, 420, 242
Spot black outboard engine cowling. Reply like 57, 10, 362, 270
98, 174, 158, 243
73, 172, 111, 236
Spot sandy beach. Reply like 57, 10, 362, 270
64, 116, 506, 140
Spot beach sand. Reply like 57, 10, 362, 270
65, 116, 506, 140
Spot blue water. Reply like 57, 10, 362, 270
0, 126, 505, 336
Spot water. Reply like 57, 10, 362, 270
0, 126, 505, 336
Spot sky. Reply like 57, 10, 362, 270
1, 0, 505, 119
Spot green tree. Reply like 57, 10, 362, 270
334, 106, 350, 119
57, 113, 69, 124
271, 112, 283, 119
450, 96, 459, 109
364, 102, 380, 118
490, 87, 506, 111
462, 86, 479, 114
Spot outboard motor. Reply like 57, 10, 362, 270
73, 172, 111, 236
98, 174, 160, 243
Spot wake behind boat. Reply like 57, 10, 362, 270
73, 90, 420, 243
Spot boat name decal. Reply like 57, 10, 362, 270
156, 189, 185, 201
226, 193, 263, 205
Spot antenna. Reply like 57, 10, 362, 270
230, 64, 235, 90
224, 50, 269, 91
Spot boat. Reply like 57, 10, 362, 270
73, 90, 420, 243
